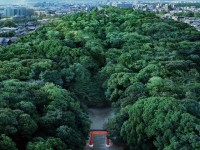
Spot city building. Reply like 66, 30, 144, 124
34, 10, 47, 16
4, 7, 13, 16
0, 27, 17, 33
0, 37, 12, 45
116, 2, 133, 9
164, 4, 173, 12
4, 7, 27, 17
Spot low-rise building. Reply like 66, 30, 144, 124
4, 7, 27, 17
172, 16, 179, 21
0, 37, 12, 45
34, 10, 47, 16
0, 27, 17, 33
116, 3, 133, 9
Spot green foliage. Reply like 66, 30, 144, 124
121, 97, 200, 150
182, 99, 200, 119
147, 76, 175, 96
0, 108, 18, 135
40, 70, 63, 86
104, 107, 129, 144
56, 125, 83, 149
105, 72, 135, 105
0, 80, 90, 150
0, 134, 17, 150
176, 3, 200, 8
30, 60, 53, 80
0, 31, 15, 37
17, 114, 38, 137
0, 20, 16, 28
0, 60, 30, 81
15, 101, 36, 115
1, 6, 200, 149
27, 137, 68, 150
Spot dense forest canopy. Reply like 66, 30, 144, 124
1, 6, 200, 149
176, 3, 200, 8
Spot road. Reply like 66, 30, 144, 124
84, 108, 123, 150
87, 108, 114, 130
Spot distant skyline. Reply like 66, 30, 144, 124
0, 0, 200, 5
0, 0, 99, 5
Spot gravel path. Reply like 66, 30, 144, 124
84, 108, 123, 150
87, 108, 114, 130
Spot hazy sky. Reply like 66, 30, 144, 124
0, 0, 112, 5
0, 0, 99, 4
0, 0, 199, 5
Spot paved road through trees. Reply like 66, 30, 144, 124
84, 108, 123, 150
